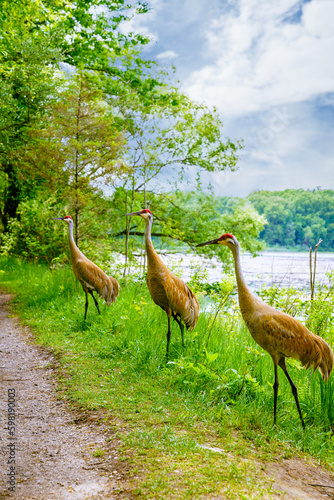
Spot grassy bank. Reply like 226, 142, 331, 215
1, 256, 334, 498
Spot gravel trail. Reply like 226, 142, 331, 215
0, 294, 128, 500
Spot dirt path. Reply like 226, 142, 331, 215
1, 292, 334, 499
0, 294, 129, 500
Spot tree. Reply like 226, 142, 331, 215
1, 0, 250, 268
303, 226, 313, 246
112, 190, 266, 275
107, 84, 241, 273
15, 72, 126, 245
248, 189, 334, 250
0, 0, 158, 232
0, 194, 67, 263
0, 0, 64, 230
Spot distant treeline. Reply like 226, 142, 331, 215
247, 189, 334, 251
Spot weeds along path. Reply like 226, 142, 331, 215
0, 294, 128, 500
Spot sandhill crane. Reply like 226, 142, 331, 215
197, 233, 333, 427
125, 209, 199, 359
53, 216, 119, 320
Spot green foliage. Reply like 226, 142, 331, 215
248, 188, 334, 250
0, 0, 65, 228
119, 190, 266, 268
306, 271, 334, 337
257, 284, 307, 318
0, 0, 161, 230
257, 272, 334, 342
19, 72, 126, 245
92, 448, 105, 458
0, 0, 151, 79
1, 195, 66, 262
114, 91, 241, 182
0, 0, 244, 260
110, 81, 242, 276
186, 260, 210, 296
0, 1, 63, 140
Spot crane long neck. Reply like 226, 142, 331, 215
68, 221, 75, 244
144, 216, 161, 265
144, 216, 155, 257
231, 243, 254, 315
68, 221, 80, 258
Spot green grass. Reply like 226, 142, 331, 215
0, 256, 333, 498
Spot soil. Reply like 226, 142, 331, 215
0, 292, 334, 500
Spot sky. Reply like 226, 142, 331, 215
124, 0, 334, 197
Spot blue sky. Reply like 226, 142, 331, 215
124, 0, 334, 196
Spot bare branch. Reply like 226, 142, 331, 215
113, 228, 197, 249
168, 199, 188, 213
0, 119, 30, 133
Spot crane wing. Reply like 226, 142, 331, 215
260, 311, 329, 372
146, 266, 199, 330
166, 274, 199, 330
74, 257, 119, 305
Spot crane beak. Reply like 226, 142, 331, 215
125, 211, 142, 216
52, 217, 66, 220
196, 238, 220, 247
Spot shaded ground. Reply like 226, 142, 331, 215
267, 459, 334, 499
0, 293, 334, 499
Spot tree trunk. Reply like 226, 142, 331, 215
124, 176, 136, 277
74, 78, 83, 246
123, 190, 129, 277
1, 162, 21, 232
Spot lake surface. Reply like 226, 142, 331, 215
162, 251, 334, 291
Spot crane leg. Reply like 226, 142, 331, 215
279, 358, 305, 429
174, 316, 185, 348
166, 315, 172, 361
180, 322, 184, 348
273, 364, 279, 427
89, 291, 101, 315
84, 291, 89, 321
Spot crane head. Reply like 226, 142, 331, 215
52, 215, 73, 224
196, 233, 237, 248
125, 209, 152, 220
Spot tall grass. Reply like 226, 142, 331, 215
1, 256, 334, 471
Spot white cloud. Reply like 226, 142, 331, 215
156, 50, 178, 60
115, 0, 334, 195
183, 0, 334, 116
118, 0, 164, 43
202, 100, 334, 197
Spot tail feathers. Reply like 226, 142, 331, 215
97, 276, 119, 305
303, 337, 333, 382
180, 295, 200, 331
317, 341, 333, 381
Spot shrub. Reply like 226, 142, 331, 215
1, 195, 67, 263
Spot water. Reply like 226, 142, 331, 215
162, 251, 334, 291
